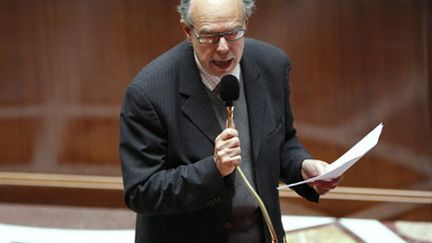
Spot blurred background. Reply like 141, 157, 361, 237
0, 0, 430, 231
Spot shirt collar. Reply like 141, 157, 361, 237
194, 52, 241, 91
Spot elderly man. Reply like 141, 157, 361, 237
120, 0, 340, 242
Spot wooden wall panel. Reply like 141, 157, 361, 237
0, 2, 44, 106
60, 118, 119, 166
0, 119, 39, 164
0, 0, 430, 220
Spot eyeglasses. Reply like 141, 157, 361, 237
192, 28, 246, 44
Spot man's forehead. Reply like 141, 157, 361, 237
190, 0, 244, 31
190, 0, 244, 20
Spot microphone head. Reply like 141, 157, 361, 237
220, 74, 240, 107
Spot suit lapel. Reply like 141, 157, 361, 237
179, 44, 221, 144
241, 55, 267, 161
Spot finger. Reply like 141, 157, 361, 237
228, 156, 241, 166
217, 148, 241, 160
315, 182, 340, 193
219, 128, 239, 140
313, 177, 342, 188
312, 183, 336, 195
314, 183, 332, 190
225, 137, 240, 149
226, 147, 241, 157
215, 141, 241, 156
332, 176, 343, 184
312, 180, 333, 188
216, 133, 240, 147
215, 137, 240, 153
218, 155, 241, 167
216, 146, 241, 159
314, 187, 327, 195
318, 189, 330, 195
316, 184, 334, 194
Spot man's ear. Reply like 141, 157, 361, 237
180, 20, 193, 41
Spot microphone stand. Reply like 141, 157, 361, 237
226, 105, 278, 243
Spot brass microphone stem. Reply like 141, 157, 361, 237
235, 166, 278, 243
226, 106, 234, 128
225, 106, 278, 243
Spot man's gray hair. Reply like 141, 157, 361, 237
177, 0, 256, 26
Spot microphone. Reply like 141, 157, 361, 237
220, 74, 239, 128
219, 74, 278, 243
220, 74, 240, 106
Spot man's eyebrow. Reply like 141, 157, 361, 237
198, 25, 244, 35
198, 28, 212, 34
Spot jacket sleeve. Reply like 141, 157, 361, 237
279, 61, 320, 203
119, 84, 233, 215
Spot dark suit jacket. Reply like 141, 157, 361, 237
120, 38, 319, 243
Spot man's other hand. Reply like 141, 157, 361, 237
301, 159, 342, 195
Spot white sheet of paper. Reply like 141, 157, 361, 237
278, 123, 383, 190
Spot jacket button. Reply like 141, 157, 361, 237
224, 222, 233, 230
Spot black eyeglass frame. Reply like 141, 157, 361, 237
190, 27, 247, 44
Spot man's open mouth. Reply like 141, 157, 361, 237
213, 59, 233, 69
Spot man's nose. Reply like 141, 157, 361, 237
216, 36, 229, 54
